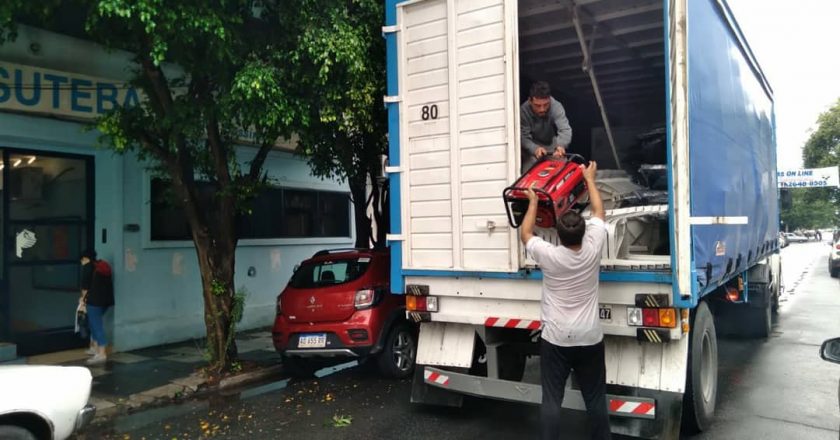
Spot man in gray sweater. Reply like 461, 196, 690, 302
521, 81, 573, 173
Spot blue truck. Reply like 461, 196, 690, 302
383, 0, 780, 437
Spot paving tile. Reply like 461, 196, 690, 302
239, 349, 282, 363
91, 360, 178, 396
235, 337, 273, 354
159, 352, 206, 364
28, 348, 88, 365
163, 345, 206, 356
109, 352, 153, 364
87, 365, 112, 378
241, 330, 272, 340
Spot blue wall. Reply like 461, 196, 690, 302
0, 26, 354, 352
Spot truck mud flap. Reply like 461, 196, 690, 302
422, 366, 656, 420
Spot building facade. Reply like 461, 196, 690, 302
0, 26, 354, 356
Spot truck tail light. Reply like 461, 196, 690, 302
407, 295, 438, 312
725, 286, 740, 302
627, 307, 678, 329
834, 244, 840, 250
355, 289, 377, 310
642, 308, 659, 327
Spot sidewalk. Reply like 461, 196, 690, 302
26, 328, 284, 420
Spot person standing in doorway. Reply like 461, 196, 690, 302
520, 80, 573, 173
80, 249, 114, 365
519, 161, 611, 440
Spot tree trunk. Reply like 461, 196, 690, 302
193, 232, 238, 375
350, 175, 371, 248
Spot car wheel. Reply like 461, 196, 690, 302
682, 301, 718, 434
0, 426, 37, 440
377, 323, 417, 379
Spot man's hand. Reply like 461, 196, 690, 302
525, 183, 539, 205
552, 145, 566, 157
582, 161, 605, 220
534, 146, 548, 159
582, 160, 598, 182
520, 183, 539, 245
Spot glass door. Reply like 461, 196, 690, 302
3, 150, 94, 355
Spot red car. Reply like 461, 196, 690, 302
272, 248, 416, 378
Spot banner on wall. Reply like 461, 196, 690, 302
0, 61, 295, 150
777, 167, 840, 188
0, 61, 141, 120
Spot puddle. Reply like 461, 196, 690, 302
110, 400, 208, 432
239, 378, 290, 399
314, 360, 359, 378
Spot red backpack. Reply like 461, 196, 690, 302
94, 260, 113, 277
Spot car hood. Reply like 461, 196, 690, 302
0, 365, 93, 440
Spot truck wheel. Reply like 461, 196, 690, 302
682, 302, 718, 433
377, 323, 417, 379
0, 426, 37, 440
745, 283, 772, 338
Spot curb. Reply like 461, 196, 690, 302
89, 364, 285, 422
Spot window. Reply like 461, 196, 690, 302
150, 179, 351, 241
288, 258, 371, 289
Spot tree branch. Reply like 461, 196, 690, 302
247, 139, 274, 183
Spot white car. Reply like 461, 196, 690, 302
784, 232, 809, 244
0, 366, 95, 440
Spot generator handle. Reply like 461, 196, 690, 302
502, 185, 556, 229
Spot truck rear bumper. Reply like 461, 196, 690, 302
422, 366, 656, 419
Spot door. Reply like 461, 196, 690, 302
397, 0, 519, 272
1, 149, 94, 356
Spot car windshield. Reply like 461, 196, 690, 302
289, 257, 372, 288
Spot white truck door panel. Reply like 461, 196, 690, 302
398, 0, 518, 272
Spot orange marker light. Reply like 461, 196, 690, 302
658, 308, 677, 328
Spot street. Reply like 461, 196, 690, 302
78, 242, 840, 440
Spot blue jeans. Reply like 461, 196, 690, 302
87, 305, 110, 346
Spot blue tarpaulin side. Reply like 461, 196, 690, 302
687, 0, 778, 291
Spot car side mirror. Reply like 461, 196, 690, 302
820, 338, 840, 364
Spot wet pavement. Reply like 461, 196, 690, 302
76, 242, 840, 440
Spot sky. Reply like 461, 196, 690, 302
727, 0, 840, 169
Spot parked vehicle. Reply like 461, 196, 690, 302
384, 0, 780, 438
819, 338, 840, 411
828, 240, 840, 277
0, 365, 95, 440
272, 248, 416, 378
785, 232, 809, 244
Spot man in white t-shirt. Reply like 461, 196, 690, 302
520, 160, 610, 440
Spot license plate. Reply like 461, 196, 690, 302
298, 333, 327, 348
599, 305, 612, 320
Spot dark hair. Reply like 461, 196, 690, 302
529, 81, 552, 99
81, 249, 97, 260
556, 211, 586, 247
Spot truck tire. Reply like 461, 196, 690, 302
377, 323, 417, 379
745, 283, 772, 338
682, 301, 718, 434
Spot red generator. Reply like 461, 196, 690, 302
503, 154, 589, 228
